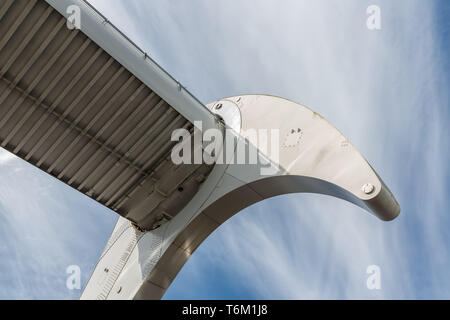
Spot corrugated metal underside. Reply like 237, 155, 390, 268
0, 0, 212, 229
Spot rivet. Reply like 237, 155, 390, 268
362, 183, 375, 194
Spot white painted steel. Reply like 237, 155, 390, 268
45, 0, 217, 133
0, 0, 216, 230
81, 95, 400, 300
0, 0, 399, 300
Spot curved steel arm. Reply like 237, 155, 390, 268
81, 95, 400, 300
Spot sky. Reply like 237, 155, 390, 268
0, 0, 449, 299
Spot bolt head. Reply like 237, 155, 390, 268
362, 183, 375, 194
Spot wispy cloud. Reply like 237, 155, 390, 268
0, 149, 15, 165
0, 149, 117, 299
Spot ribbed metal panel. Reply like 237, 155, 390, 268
0, 0, 212, 230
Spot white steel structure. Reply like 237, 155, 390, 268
0, 0, 400, 299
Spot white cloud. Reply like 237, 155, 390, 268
0, 148, 16, 165
0, 148, 117, 299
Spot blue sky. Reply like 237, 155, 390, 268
0, 0, 449, 299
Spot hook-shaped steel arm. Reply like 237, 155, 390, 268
81, 95, 400, 299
